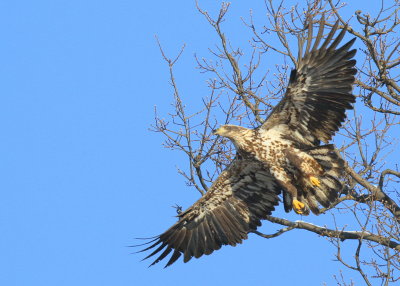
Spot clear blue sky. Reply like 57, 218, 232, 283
0, 1, 384, 285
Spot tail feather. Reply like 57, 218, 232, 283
304, 144, 344, 214
303, 191, 320, 214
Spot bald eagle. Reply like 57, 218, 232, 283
138, 17, 357, 267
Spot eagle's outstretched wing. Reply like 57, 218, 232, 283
137, 158, 280, 267
261, 18, 357, 144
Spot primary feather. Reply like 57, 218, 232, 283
262, 16, 357, 145
138, 158, 280, 267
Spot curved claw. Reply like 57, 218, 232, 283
293, 199, 305, 214
310, 176, 321, 187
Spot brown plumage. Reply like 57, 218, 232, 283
138, 16, 356, 267
138, 158, 280, 267
263, 18, 357, 145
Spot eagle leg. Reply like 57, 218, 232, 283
284, 148, 323, 191
269, 166, 308, 214
272, 173, 306, 214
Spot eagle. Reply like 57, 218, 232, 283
138, 17, 357, 267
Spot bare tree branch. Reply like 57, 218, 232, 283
153, 0, 400, 283
259, 216, 400, 251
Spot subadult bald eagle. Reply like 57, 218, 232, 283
138, 17, 357, 267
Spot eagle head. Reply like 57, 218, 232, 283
213, 125, 251, 142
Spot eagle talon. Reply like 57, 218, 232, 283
293, 199, 305, 214
310, 176, 321, 187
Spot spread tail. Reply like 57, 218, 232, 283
300, 144, 344, 214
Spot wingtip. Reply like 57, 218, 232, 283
129, 237, 160, 248
163, 263, 172, 269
